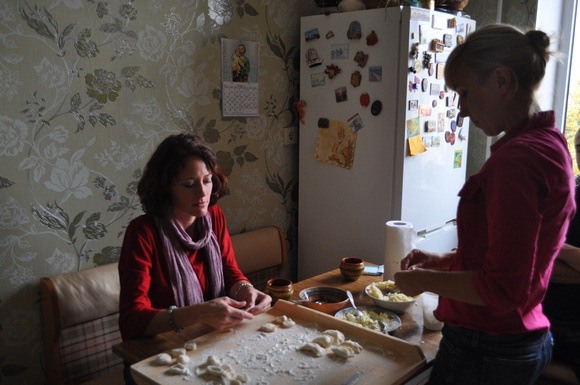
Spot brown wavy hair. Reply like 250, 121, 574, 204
137, 133, 227, 216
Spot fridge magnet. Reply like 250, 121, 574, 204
419, 105, 431, 117
439, 91, 445, 99
409, 66, 416, 74
458, 127, 466, 141
456, 115, 464, 127
457, 35, 465, 45
354, 51, 369, 68
450, 120, 457, 132
409, 79, 419, 92
366, 30, 379, 46
314, 120, 357, 170
407, 117, 420, 138
347, 113, 364, 133
335, 86, 347, 103
436, 63, 445, 79
421, 78, 429, 92
431, 39, 445, 52
432, 99, 437, 108
369, 66, 382, 82
444, 130, 456, 145
347, 21, 362, 40
443, 34, 453, 48
408, 135, 426, 156
453, 150, 463, 168
294, 100, 307, 124
409, 100, 419, 111
305, 28, 321, 41
428, 63, 434, 76
423, 136, 433, 148
350, 71, 362, 87
446, 96, 454, 107
438, 115, 445, 132
410, 43, 420, 60
221, 38, 259, 117
326, 31, 335, 39
306, 48, 323, 68
422, 52, 432, 69
413, 59, 422, 74
311, 72, 326, 87
448, 18, 457, 28
325, 64, 341, 79
318, 118, 330, 128
410, 7, 430, 23
430, 83, 440, 95
360, 92, 370, 108
432, 136, 441, 147
425, 120, 436, 133
371, 100, 382, 116
446, 108, 456, 119
331, 44, 349, 60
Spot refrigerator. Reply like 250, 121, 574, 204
298, 6, 476, 280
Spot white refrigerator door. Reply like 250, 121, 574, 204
298, 9, 404, 279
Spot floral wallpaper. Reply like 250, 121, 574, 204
0, 0, 302, 383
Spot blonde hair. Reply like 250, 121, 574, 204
445, 24, 551, 109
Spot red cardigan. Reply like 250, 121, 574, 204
118, 205, 248, 340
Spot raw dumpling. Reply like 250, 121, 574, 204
167, 363, 187, 375
298, 342, 325, 357
331, 346, 355, 359
171, 348, 186, 357
312, 335, 333, 348
184, 340, 197, 351
341, 340, 363, 354
155, 352, 172, 365
259, 322, 277, 332
323, 329, 345, 344
177, 354, 190, 364
281, 318, 296, 328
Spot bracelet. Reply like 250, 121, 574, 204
234, 282, 253, 300
167, 305, 183, 333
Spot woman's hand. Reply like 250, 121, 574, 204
237, 286, 272, 315
400, 249, 454, 271
196, 297, 255, 331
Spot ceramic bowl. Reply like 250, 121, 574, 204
364, 282, 419, 313
298, 287, 349, 314
339, 257, 365, 281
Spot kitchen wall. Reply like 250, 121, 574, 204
0, 1, 301, 383
0, 1, 538, 383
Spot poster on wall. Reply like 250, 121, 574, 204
221, 38, 259, 117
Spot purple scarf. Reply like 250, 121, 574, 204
155, 214, 225, 307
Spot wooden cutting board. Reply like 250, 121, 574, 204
131, 300, 426, 385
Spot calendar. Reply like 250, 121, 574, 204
221, 38, 259, 117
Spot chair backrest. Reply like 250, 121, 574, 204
231, 226, 287, 289
40, 263, 123, 385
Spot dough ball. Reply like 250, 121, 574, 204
281, 318, 296, 328
341, 340, 363, 354
177, 354, 190, 364
331, 345, 355, 359
274, 315, 288, 324
312, 335, 333, 348
155, 352, 172, 365
259, 322, 277, 333
184, 340, 197, 351
171, 348, 186, 357
298, 342, 325, 357
323, 329, 345, 344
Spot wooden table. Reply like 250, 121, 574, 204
113, 267, 442, 365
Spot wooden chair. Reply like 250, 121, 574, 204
40, 263, 124, 385
232, 226, 287, 290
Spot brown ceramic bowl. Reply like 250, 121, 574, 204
298, 287, 349, 315
339, 257, 365, 281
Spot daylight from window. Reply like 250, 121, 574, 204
565, 11, 580, 175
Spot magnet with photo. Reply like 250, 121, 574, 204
325, 64, 341, 79
331, 44, 349, 60
409, 100, 419, 111
305, 28, 320, 41
369, 66, 382, 82
306, 48, 323, 68
311, 72, 326, 88
335, 86, 348, 102
354, 51, 369, 68
407, 116, 420, 138
453, 149, 463, 168
348, 113, 365, 133
419, 105, 432, 117
425, 120, 436, 133
436, 63, 445, 79
347, 21, 362, 40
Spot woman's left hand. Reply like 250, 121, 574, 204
238, 286, 272, 315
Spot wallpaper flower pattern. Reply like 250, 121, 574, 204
0, 0, 538, 383
0, 0, 300, 382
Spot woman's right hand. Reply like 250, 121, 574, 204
194, 297, 255, 331
400, 249, 453, 271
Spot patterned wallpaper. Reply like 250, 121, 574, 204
0, 1, 301, 383
0, 0, 538, 383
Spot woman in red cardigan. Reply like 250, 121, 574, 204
118, 133, 271, 342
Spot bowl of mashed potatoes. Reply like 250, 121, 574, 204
365, 280, 419, 313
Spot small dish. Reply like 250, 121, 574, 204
298, 287, 349, 314
365, 282, 419, 314
335, 305, 401, 333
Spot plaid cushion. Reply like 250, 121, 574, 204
246, 266, 280, 291
59, 313, 123, 384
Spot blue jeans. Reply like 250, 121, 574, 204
427, 325, 553, 385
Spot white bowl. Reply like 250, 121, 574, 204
364, 282, 419, 313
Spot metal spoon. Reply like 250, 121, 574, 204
346, 290, 364, 317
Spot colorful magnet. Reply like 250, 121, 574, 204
335, 86, 347, 103
371, 100, 382, 116
448, 18, 457, 28
348, 113, 364, 133
450, 120, 457, 132
354, 51, 369, 68
457, 35, 464, 45
326, 31, 335, 39
425, 120, 436, 133
410, 43, 420, 60
325, 64, 341, 79
414, 59, 422, 73
306, 48, 323, 68
422, 52, 432, 69
409, 100, 418, 110
351, 71, 362, 87
456, 115, 464, 127
294, 100, 306, 124
366, 30, 378, 46
431, 39, 445, 52
432, 99, 437, 108
369, 66, 382, 81
305, 28, 320, 41
360, 92, 370, 108
446, 108, 456, 118
421, 78, 429, 92
347, 21, 362, 40
439, 91, 445, 99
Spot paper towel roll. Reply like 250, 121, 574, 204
383, 220, 416, 280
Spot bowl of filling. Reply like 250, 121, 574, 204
298, 287, 350, 314
365, 280, 420, 313
335, 306, 401, 333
